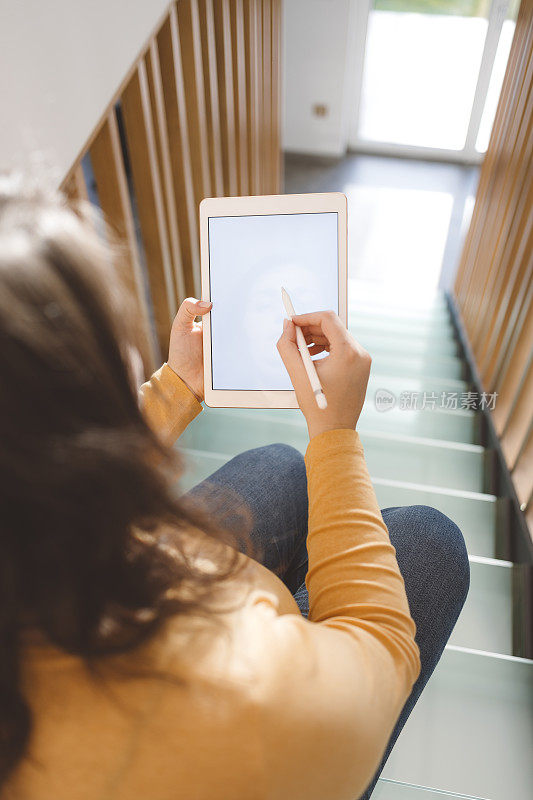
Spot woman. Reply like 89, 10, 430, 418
0, 176, 469, 800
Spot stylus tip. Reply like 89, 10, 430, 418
316, 393, 327, 410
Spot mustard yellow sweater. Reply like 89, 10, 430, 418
9, 365, 420, 800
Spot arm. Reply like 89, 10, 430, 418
251, 431, 419, 800
253, 312, 420, 799
139, 297, 211, 446
139, 363, 202, 447
304, 428, 419, 676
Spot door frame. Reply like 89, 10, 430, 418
347, 0, 513, 164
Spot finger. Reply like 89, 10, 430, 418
301, 325, 330, 340
304, 332, 328, 345
292, 310, 348, 345
174, 298, 212, 329
308, 344, 327, 355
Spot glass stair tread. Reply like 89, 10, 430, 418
368, 373, 468, 396
349, 314, 455, 341
356, 331, 459, 358
373, 478, 497, 559
225, 406, 479, 445
179, 412, 487, 493
349, 301, 452, 326
450, 558, 513, 656
348, 309, 454, 337
365, 352, 464, 381
382, 648, 533, 800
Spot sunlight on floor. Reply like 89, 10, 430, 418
346, 184, 454, 302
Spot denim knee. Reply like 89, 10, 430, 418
260, 443, 306, 482
405, 504, 470, 606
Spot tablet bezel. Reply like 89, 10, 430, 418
200, 192, 348, 409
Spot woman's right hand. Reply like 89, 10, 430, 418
277, 310, 372, 440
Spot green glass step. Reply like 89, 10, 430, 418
179, 413, 486, 492
373, 778, 485, 799
358, 405, 478, 444
450, 557, 513, 656
349, 301, 452, 326
382, 648, 533, 800
356, 331, 459, 358
371, 479, 497, 559
223, 406, 479, 445
361, 432, 485, 494
348, 309, 455, 338
349, 315, 455, 342
368, 373, 468, 397
365, 352, 464, 381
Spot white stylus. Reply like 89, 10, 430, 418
281, 287, 327, 410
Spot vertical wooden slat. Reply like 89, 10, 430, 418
461, 23, 533, 328
261, 0, 272, 193
456, 11, 533, 300
176, 0, 212, 203
493, 293, 533, 433
63, 164, 89, 203
120, 63, 176, 355
454, 0, 533, 538
213, 0, 238, 196
481, 206, 533, 382
146, 42, 186, 303
500, 361, 533, 469
230, 0, 249, 195
247, 0, 263, 195
270, 0, 282, 193
198, 0, 224, 196
90, 112, 158, 372
513, 428, 533, 510
468, 87, 533, 342
157, 14, 200, 296
490, 269, 533, 389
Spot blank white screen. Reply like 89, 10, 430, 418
208, 212, 338, 390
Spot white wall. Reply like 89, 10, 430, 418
282, 0, 359, 157
0, 0, 170, 179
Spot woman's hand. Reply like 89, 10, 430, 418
277, 310, 371, 440
167, 298, 212, 401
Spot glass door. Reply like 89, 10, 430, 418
349, 0, 519, 162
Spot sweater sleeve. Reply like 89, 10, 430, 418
250, 428, 421, 800
139, 363, 202, 446
304, 428, 420, 676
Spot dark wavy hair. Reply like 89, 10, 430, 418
0, 175, 242, 786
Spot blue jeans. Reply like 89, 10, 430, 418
187, 443, 470, 798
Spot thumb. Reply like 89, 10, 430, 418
174, 297, 212, 329
276, 319, 309, 393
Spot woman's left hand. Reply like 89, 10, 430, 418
167, 297, 212, 401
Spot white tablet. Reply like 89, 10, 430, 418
200, 192, 347, 409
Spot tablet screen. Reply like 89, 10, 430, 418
208, 212, 339, 391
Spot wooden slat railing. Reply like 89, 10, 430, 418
61, 0, 282, 368
454, 0, 533, 537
